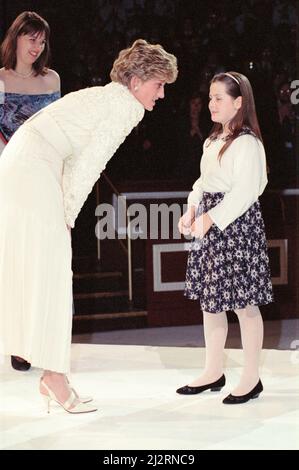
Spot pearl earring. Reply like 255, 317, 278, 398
134, 86, 138, 92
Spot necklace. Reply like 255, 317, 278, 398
11, 68, 34, 79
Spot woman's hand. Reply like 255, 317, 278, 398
190, 213, 213, 239
178, 207, 195, 235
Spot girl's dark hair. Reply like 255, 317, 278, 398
208, 71, 263, 160
1, 11, 51, 76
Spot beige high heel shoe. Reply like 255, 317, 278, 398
70, 387, 93, 404
65, 377, 93, 404
40, 379, 97, 414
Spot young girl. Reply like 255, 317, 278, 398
177, 72, 274, 404
0, 11, 60, 371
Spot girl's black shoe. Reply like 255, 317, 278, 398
11, 356, 31, 371
176, 374, 225, 395
222, 379, 263, 404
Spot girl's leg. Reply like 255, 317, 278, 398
232, 305, 264, 395
188, 310, 228, 386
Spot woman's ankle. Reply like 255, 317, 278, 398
41, 372, 72, 404
42, 370, 64, 379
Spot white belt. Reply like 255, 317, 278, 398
25, 109, 72, 158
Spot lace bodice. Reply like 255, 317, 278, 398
37, 82, 145, 227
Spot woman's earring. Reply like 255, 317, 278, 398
134, 86, 139, 92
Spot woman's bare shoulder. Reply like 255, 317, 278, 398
0, 68, 8, 91
0, 67, 9, 80
43, 68, 60, 92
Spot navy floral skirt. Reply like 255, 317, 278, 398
185, 192, 274, 313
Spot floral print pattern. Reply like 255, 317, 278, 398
185, 192, 274, 313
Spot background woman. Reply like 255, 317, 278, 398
0, 11, 60, 371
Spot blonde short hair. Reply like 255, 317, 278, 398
110, 39, 178, 87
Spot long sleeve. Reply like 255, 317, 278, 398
62, 84, 144, 227
208, 135, 268, 231
187, 139, 208, 208
187, 175, 204, 208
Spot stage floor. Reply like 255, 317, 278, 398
1, 342, 299, 450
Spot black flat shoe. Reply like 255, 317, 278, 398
222, 379, 263, 404
11, 356, 31, 371
176, 374, 226, 395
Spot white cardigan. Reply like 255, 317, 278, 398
187, 134, 268, 230
36, 82, 144, 227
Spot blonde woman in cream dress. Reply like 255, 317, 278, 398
0, 39, 177, 414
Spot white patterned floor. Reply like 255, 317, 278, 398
1, 343, 299, 450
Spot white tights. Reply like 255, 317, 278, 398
233, 305, 264, 394
189, 305, 263, 395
